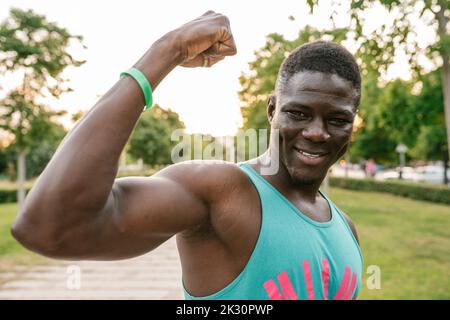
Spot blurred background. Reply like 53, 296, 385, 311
0, 0, 449, 299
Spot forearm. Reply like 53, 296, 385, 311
17, 33, 182, 221
12, 11, 237, 258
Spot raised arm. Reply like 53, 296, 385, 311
11, 11, 237, 260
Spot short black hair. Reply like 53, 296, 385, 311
276, 41, 361, 107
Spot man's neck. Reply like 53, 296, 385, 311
253, 150, 325, 204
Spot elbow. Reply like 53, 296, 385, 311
10, 220, 23, 245
11, 215, 66, 259
11, 218, 31, 249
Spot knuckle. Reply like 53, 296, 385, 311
220, 15, 230, 25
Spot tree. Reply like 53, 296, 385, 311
410, 69, 448, 184
25, 121, 67, 178
363, 79, 417, 164
0, 8, 85, 208
308, 0, 450, 163
128, 105, 185, 166
3, 120, 67, 180
349, 68, 447, 167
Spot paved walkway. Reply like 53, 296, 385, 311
0, 238, 184, 299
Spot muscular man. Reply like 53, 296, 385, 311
12, 11, 363, 300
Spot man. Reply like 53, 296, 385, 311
12, 11, 363, 300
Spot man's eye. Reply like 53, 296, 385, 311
329, 118, 350, 125
287, 111, 308, 120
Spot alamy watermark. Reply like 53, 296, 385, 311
366, 265, 382, 290
66, 265, 81, 290
170, 128, 279, 175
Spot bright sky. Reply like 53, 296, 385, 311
0, 0, 436, 136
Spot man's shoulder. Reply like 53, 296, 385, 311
154, 160, 251, 201
156, 160, 244, 180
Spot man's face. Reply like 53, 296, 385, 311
268, 71, 357, 185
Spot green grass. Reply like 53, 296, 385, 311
0, 188, 449, 299
329, 188, 450, 299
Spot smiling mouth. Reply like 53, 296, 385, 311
294, 148, 330, 164
294, 148, 328, 158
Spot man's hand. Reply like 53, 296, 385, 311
173, 10, 237, 68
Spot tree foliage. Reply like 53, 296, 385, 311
410, 70, 448, 160
351, 69, 447, 164
128, 105, 186, 166
0, 8, 85, 177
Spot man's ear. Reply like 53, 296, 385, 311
267, 94, 276, 123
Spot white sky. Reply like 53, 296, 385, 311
0, 0, 437, 136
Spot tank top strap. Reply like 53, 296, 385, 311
320, 191, 365, 267
238, 162, 269, 193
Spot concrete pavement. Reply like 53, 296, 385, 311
0, 237, 184, 300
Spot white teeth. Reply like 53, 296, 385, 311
298, 150, 321, 158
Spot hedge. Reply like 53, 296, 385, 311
1, 178, 449, 206
0, 189, 31, 204
329, 177, 450, 205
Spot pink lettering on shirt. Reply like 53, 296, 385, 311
302, 260, 315, 300
322, 258, 330, 300
263, 271, 299, 300
263, 259, 358, 300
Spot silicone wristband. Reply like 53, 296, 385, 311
120, 67, 153, 111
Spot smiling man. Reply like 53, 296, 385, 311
12, 11, 363, 300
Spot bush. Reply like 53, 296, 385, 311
0, 189, 31, 204
329, 177, 450, 205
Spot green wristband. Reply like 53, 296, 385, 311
120, 67, 153, 111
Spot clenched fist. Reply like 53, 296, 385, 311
171, 11, 237, 68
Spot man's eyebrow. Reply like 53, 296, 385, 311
330, 110, 355, 117
281, 102, 355, 117
281, 102, 311, 109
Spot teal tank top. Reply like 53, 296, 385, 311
183, 163, 364, 300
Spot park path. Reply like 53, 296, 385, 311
0, 237, 184, 299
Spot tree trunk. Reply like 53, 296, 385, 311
17, 147, 26, 210
437, 2, 450, 164
442, 55, 450, 165
444, 150, 449, 185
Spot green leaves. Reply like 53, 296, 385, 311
352, 69, 446, 164
0, 7, 86, 184
0, 8, 85, 85
351, 0, 365, 10
307, 0, 319, 13
0, 8, 85, 150
128, 106, 186, 166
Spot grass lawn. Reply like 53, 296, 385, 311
0, 188, 449, 299
329, 188, 450, 299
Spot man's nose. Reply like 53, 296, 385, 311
301, 119, 331, 142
